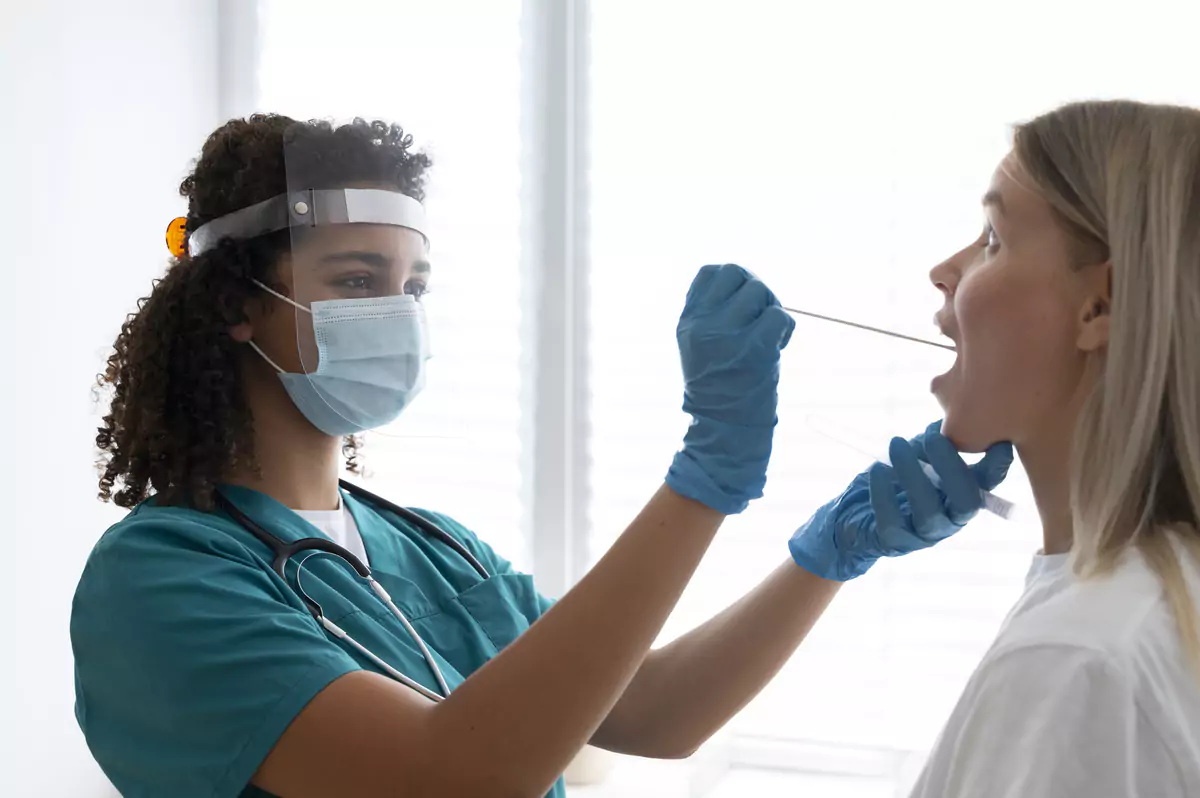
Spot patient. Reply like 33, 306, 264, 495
911, 100, 1200, 797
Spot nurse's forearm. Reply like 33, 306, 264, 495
595, 560, 841, 758
424, 484, 723, 797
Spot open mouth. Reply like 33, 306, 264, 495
932, 355, 958, 388
931, 317, 960, 393
933, 311, 958, 347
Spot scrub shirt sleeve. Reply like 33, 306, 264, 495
909, 644, 1149, 798
411, 509, 557, 615
70, 514, 362, 798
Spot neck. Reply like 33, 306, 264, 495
225, 352, 344, 511
1018, 422, 1076, 556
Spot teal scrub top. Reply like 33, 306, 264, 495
70, 486, 564, 798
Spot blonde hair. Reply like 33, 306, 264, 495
1012, 100, 1200, 670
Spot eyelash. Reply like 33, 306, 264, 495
334, 275, 430, 298
339, 274, 373, 291
982, 224, 1001, 255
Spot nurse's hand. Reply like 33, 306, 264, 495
666, 264, 796, 515
788, 421, 1014, 581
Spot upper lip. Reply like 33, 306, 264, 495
934, 313, 959, 343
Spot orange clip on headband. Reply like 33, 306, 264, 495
165, 217, 188, 258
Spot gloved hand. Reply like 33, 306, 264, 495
666, 264, 796, 514
789, 421, 1014, 581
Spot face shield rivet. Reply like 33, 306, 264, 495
294, 201, 310, 216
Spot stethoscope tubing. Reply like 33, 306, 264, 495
214, 480, 488, 701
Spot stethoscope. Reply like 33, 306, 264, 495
215, 479, 491, 703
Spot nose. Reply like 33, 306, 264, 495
929, 254, 960, 298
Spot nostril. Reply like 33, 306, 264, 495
929, 257, 959, 294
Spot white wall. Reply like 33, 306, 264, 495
0, 2, 219, 794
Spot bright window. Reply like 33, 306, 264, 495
587, 0, 1200, 792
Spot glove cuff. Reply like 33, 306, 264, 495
666, 451, 752, 515
665, 417, 776, 515
788, 501, 876, 581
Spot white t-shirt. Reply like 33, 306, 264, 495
292, 497, 370, 568
910, 540, 1200, 798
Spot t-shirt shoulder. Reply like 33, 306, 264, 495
994, 549, 1177, 666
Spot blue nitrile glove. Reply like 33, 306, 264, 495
665, 264, 796, 514
789, 421, 1014, 581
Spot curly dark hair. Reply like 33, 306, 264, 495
95, 114, 432, 510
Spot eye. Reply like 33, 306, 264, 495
337, 274, 374, 291
982, 223, 1001, 255
404, 279, 430, 299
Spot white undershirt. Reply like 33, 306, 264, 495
910, 539, 1200, 797
292, 497, 370, 568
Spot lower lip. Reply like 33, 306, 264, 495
931, 356, 958, 393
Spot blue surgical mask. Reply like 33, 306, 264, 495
249, 281, 431, 436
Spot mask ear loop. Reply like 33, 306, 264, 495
253, 279, 312, 315
248, 341, 286, 374
246, 279, 310, 375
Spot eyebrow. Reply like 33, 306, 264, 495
320, 251, 392, 269
411, 259, 432, 275
982, 190, 1007, 216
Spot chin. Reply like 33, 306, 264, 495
933, 373, 1006, 453
940, 410, 994, 454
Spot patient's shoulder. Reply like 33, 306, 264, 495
997, 550, 1176, 662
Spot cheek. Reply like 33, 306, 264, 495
956, 266, 1039, 354
948, 262, 1081, 445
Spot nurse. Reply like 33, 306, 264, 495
73, 115, 1009, 798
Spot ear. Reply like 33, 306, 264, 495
1076, 262, 1112, 353
229, 322, 254, 343
231, 282, 272, 343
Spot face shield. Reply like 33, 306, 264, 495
184, 119, 433, 438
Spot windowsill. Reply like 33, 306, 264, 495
566, 757, 694, 798
567, 755, 905, 798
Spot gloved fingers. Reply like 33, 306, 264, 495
923, 430, 982, 523
684, 264, 751, 313
748, 304, 797, 351
889, 435, 945, 539
971, 440, 1015, 492
775, 303, 797, 349
906, 419, 943, 461
868, 464, 929, 553
877, 517, 932, 553
683, 265, 722, 308
867, 462, 904, 535
721, 275, 777, 329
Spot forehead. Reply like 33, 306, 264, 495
987, 154, 1056, 224
295, 224, 428, 261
